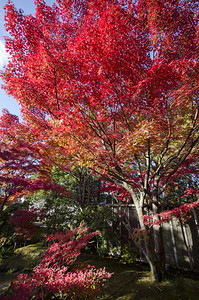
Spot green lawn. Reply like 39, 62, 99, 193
1, 246, 199, 299
80, 254, 199, 300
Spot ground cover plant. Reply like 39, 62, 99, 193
1, 251, 199, 300
0, 224, 112, 299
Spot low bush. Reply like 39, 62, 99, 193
1, 224, 113, 299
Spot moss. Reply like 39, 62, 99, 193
79, 255, 199, 300
0, 243, 46, 295
1, 251, 199, 299
0, 243, 45, 273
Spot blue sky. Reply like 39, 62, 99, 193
0, 0, 54, 118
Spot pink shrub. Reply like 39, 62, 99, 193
1, 224, 113, 299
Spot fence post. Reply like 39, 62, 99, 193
180, 221, 194, 270
170, 219, 179, 268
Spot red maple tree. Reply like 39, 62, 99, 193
0, 110, 67, 210
1, 0, 199, 281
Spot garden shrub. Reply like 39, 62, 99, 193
74, 205, 119, 256
8, 208, 45, 245
0, 203, 29, 257
1, 224, 113, 299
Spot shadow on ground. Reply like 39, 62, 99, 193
1, 249, 199, 299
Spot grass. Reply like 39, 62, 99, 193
1, 247, 199, 299
80, 254, 199, 300
0, 243, 45, 273
0, 243, 45, 294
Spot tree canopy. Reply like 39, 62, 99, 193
0, 110, 67, 210
1, 0, 199, 281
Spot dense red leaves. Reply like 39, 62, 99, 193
0, 224, 112, 300
0, 110, 68, 206
138, 0, 198, 59
8, 208, 44, 241
183, 188, 199, 196
1, 1, 198, 221
42, 225, 100, 268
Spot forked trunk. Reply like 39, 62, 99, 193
121, 182, 166, 281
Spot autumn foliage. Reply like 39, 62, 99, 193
0, 110, 68, 210
8, 208, 45, 241
1, 0, 199, 281
1, 224, 112, 300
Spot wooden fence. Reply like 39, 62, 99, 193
111, 204, 199, 272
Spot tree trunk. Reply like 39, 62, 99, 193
0, 194, 9, 212
120, 181, 166, 281
151, 195, 166, 280
136, 204, 166, 281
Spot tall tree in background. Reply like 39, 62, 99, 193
1, 0, 199, 281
